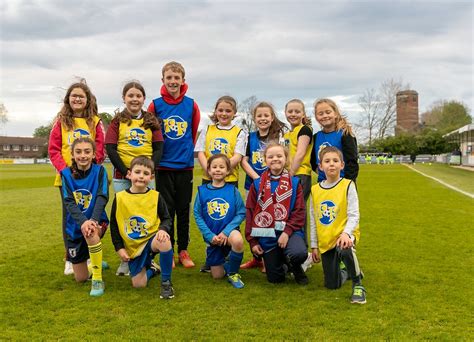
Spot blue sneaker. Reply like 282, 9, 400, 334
227, 273, 244, 289
90, 280, 105, 297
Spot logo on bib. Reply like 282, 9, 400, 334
127, 128, 147, 147
318, 200, 337, 225
73, 189, 92, 211
251, 151, 266, 171
163, 116, 187, 140
125, 216, 149, 239
207, 198, 230, 220
68, 128, 90, 145
209, 137, 230, 155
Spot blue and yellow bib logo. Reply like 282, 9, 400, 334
163, 116, 188, 140
207, 198, 230, 220
251, 151, 266, 171
318, 200, 337, 225
73, 189, 92, 212
318, 142, 332, 159
125, 216, 149, 239
68, 128, 90, 145
209, 138, 230, 155
127, 128, 146, 147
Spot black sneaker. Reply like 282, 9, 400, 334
150, 260, 161, 277
160, 280, 175, 299
292, 264, 309, 285
200, 264, 211, 273
351, 285, 366, 304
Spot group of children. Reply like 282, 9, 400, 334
48, 61, 366, 304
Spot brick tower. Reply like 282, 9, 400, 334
396, 90, 419, 135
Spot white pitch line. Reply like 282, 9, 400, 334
404, 164, 474, 199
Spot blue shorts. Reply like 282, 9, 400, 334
66, 236, 89, 264
129, 237, 157, 277
206, 244, 231, 267
66, 223, 108, 264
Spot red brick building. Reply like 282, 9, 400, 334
396, 90, 419, 135
0, 136, 47, 158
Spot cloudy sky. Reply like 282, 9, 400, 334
1, 0, 472, 138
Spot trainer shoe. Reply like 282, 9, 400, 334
64, 260, 74, 275
90, 280, 105, 297
86, 259, 110, 270
240, 257, 263, 269
150, 260, 161, 276
301, 252, 313, 272
292, 264, 309, 285
178, 250, 195, 268
116, 261, 130, 276
227, 273, 245, 289
351, 285, 367, 304
160, 280, 175, 299
200, 264, 211, 273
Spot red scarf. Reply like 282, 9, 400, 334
252, 170, 292, 236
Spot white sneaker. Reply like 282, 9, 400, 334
64, 260, 74, 275
116, 261, 130, 276
301, 252, 313, 273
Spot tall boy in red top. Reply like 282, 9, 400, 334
148, 61, 200, 268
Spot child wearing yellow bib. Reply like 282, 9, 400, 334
48, 80, 105, 276
195, 96, 247, 187
109, 156, 175, 299
310, 146, 366, 304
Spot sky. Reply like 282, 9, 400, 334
1, 0, 472, 139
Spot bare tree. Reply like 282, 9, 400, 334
357, 88, 381, 146
358, 78, 409, 145
0, 102, 8, 128
377, 79, 409, 139
238, 95, 258, 133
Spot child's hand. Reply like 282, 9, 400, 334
216, 232, 228, 246
311, 248, 321, 263
81, 220, 95, 238
336, 233, 353, 249
156, 230, 170, 243
211, 235, 220, 246
117, 248, 130, 262
251, 244, 264, 256
277, 232, 289, 249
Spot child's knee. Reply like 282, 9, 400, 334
231, 238, 244, 252
74, 274, 89, 283
132, 277, 147, 288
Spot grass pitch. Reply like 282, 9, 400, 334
0, 163, 473, 340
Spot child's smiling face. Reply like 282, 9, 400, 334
265, 145, 287, 175
162, 69, 184, 98
69, 88, 88, 114
215, 101, 235, 126
72, 141, 95, 170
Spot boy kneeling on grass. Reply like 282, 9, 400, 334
310, 146, 366, 304
110, 156, 175, 299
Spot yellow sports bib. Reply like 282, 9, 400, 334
54, 117, 100, 186
204, 125, 242, 182
311, 178, 360, 253
115, 190, 161, 258
117, 118, 153, 168
284, 124, 313, 176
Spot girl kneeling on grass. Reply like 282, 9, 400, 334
61, 137, 109, 297
194, 154, 246, 288
245, 143, 308, 285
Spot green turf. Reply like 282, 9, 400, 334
409, 163, 474, 194
0, 163, 473, 340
